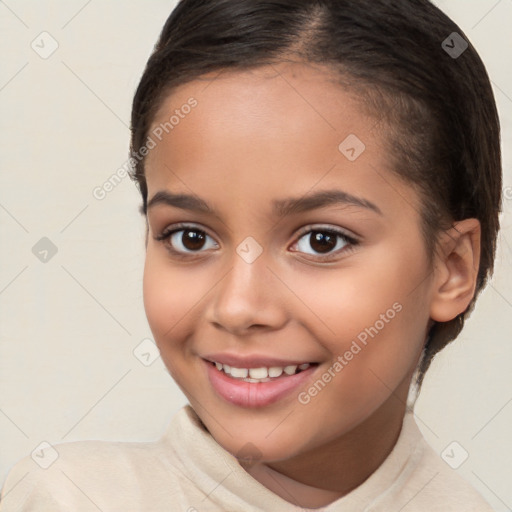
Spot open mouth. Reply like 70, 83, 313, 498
208, 360, 318, 383
203, 357, 321, 407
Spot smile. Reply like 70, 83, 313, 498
210, 361, 312, 382
203, 357, 319, 408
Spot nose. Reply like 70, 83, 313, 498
205, 247, 288, 336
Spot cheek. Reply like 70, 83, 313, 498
295, 245, 429, 381
290, 252, 414, 341
142, 250, 203, 350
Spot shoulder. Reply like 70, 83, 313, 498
353, 411, 496, 512
0, 435, 183, 511
382, 414, 496, 512
409, 437, 495, 512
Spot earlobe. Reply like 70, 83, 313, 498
429, 218, 481, 323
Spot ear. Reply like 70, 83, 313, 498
429, 218, 481, 323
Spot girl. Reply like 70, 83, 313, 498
0, 0, 502, 510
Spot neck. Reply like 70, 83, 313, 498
244, 379, 410, 508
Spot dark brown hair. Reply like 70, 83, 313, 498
129, 0, 502, 391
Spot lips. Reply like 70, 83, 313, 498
202, 355, 319, 408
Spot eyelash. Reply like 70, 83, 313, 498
154, 222, 359, 261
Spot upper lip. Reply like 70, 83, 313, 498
202, 353, 317, 368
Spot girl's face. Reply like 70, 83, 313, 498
143, 62, 435, 463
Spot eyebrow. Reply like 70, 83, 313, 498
147, 190, 213, 214
146, 189, 383, 217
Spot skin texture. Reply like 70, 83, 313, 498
142, 62, 481, 508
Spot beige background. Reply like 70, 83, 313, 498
0, 1, 511, 510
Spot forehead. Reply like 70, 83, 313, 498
149, 62, 367, 148
144, 62, 419, 219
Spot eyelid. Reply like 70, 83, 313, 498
293, 224, 359, 243
154, 222, 217, 242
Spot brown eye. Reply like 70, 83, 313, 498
156, 225, 219, 255
294, 227, 355, 258
309, 231, 338, 254
180, 229, 206, 251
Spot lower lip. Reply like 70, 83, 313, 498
204, 360, 317, 408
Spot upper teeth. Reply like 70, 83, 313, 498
213, 362, 311, 380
